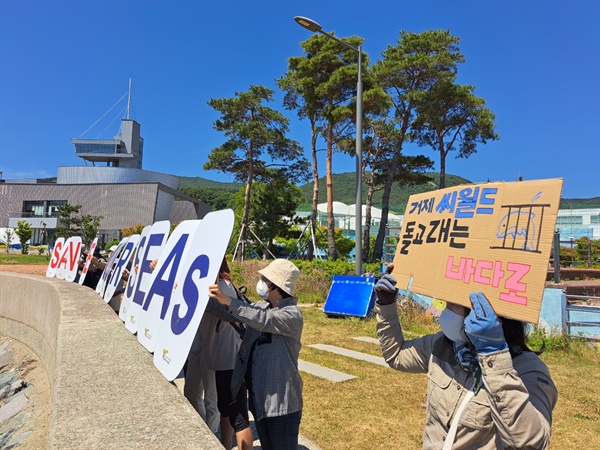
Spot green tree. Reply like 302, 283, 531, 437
121, 224, 146, 237
54, 203, 103, 246
204, 85, 309, 261
54, 203, 81, 239
80, 214, 102, 247
412, 79, 499, 189
248, 176, 306, 256
340, 116, 433, 263
574, 237, 600, 267
278, 43, 322, 261
280, 33, 366, 261
371, 29, 465, 261
314, 226, 355, 260
3, 228, 15, 253
15, 220, 33, 254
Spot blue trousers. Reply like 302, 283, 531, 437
255, 410, 302, 450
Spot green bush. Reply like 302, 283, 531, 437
526, 325, 597, 354
229, 259, 385, 305
105, 240, 120, 251
31, 245, 48, 256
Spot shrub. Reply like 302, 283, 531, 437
398, 293, 439, 335
526, 325, 597, 354
229, 259, 396, 305
105, 240, 120, 252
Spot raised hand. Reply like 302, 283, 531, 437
464, 292, 508, 354
375, 264, 398, 305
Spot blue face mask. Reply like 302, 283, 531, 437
439, 308, 468, 343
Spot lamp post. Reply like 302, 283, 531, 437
294, 16, 363, 276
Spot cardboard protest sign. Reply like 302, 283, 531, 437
137, 220, 203, 353
153, 209, 235, 381
125, 221, 170, 335
119, 225, 152, 322
391, 178, 563, 323
78, 237, 99, 286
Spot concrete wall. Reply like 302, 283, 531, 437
0, 272, 221, 449
57, 166, 178, 190
0, 183, 159, 230
400, 286, 567, 331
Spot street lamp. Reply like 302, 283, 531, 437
294, 16, 364, 276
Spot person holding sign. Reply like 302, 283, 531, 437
202, 259, 253, 450
78, 247, 106, 290
375, 264, 557, 450
146, 258, 220, 435
207, 259, 303, 450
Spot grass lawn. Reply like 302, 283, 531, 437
298, 305, 600, 450
2, 256, 598, 448
0, 253, 49, 264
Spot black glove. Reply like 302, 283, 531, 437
375, 273, 398, 305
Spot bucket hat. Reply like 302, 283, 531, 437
258, 259, 300, 296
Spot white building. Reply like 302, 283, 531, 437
297, 203, 600, 241
555, 207, 600, 240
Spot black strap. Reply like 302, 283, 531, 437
234, 286, 253, 304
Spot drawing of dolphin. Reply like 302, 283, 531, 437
497, 211, 537, 251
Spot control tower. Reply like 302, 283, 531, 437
71, 79, 143, 169
72, 119, 143, 169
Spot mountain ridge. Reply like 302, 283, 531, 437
177, 173, 598, 213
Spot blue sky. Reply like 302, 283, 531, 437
1, 0, 598, 199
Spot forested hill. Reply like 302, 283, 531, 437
177, 176, 241, 191
296, 172, 470, 214
559, 197, 600, 209
177, 173, 598, 214
178, 172, 472, 214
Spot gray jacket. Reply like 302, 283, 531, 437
207, 296, 303, 421
377, 302, 558, 450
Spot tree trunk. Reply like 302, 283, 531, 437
308, 121, 318, 261
363, 170, 376, 263
438, 131, 446, 189
237, 141, 254, 262
374, 150, 401, 262
326, 122, 337, 260
374, 117, 411, 261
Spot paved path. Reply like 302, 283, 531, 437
298, 359, 357, 382
147, 335, 392, 449
353, 336, 380, 345
308, 343, 388, 367
173, 377, 322, 450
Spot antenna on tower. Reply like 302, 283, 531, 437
126, 77, 132, 120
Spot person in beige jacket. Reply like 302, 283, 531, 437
375, 264, 558, 450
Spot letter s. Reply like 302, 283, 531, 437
171, 254, 210, 335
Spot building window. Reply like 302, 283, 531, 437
556, 216, 583, 226
23, 201, 44, 218
22, 200, 67, 218
48, 200, 67, 217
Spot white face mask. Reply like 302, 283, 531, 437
256, 279, 271, 299
439, 307, 468, 343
